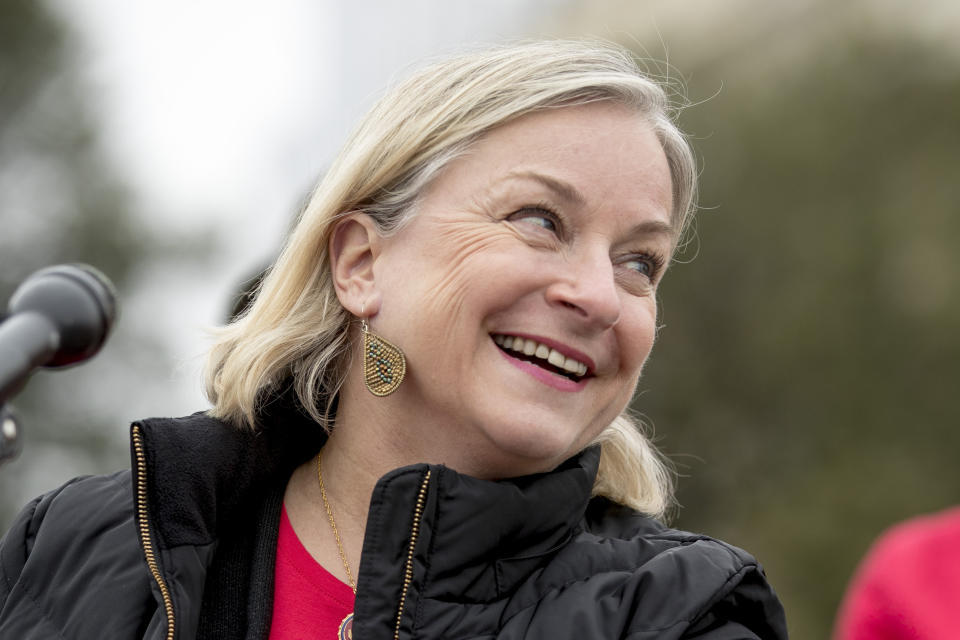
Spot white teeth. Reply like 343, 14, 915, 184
547, 349, 565, 368
493, 334, 589, 378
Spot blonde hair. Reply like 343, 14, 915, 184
205, 40, 695, 519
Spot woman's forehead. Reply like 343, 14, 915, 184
421, 103, 673, 223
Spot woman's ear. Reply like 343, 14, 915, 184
329, 213, 383, 316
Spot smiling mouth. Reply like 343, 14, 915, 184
492, 334, 590, 382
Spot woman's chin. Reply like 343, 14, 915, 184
472, 421, 590, 478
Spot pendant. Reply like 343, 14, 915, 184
339, 612, 354, 639
363, 328, 406, 396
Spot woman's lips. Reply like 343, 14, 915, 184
496, 347, 589, 391
491, 333, 593, 376
491, 334, 592, 392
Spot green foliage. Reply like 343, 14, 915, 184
635, 34, 960, 639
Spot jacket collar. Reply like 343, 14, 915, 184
132, 394, 599, 601
417, 448, 599, 600
131, 394, 326, 550
352, 447, 599, 637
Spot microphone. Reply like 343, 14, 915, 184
0, 264, 117, 402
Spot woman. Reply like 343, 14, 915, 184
0, 41, 787, 638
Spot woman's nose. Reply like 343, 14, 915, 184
544, 250, 621, 329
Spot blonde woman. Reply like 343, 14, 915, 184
0, 41, 787, 639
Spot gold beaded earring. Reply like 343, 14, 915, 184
361, 316, 406, 396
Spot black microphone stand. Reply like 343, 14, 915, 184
0, 403, 21, 465
0, 315, 30, 466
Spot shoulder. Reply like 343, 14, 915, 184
864, 505, 960, 565
835, 506, 960, 640
0, 472, 154, 637
580, 497, 761, 569
847, 505, 960, 594
2, 471, 133, 566
515, 498, 788, 638
575, 496, 765, 574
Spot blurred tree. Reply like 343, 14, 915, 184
630, 29, 960, 640
0, 0, 147, 285
0, 0, 169, 524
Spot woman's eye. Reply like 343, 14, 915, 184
509, 207, 560, 234
621, 254, 663, 280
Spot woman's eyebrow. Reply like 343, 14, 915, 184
494, 170, 675, 238
628, 219, 675, 239
501, 170, 586, 206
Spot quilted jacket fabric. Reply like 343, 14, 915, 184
0, 404, 788, 639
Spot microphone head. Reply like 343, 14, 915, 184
7, 264, 118, 367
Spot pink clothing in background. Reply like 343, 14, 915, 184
834, 506, 960, 640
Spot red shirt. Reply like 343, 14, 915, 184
834, 506, 960, 640
269, 505, 356, 639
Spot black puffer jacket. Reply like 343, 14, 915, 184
0, 405, 788, 639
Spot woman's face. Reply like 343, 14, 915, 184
371, 102, 675, 477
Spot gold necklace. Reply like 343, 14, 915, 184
317, 450, 357, 594
318, 451, 357, 639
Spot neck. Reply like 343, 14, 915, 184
283, 360, 548, 585
282, 373, 431, 588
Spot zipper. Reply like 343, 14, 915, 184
132, 424, 176, 640
393, 469, 432, 640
